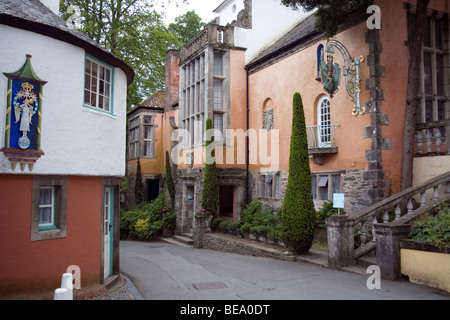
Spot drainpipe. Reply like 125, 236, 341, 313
245, 66, 249, 205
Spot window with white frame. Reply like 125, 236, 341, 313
143, 116, 155, 158
181, 54, 206, 148
317, 95, 331, 147
39, 187, 55, 230
84, 56, 113, 113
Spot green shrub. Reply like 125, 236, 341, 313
211, 217, 224, 231
240, 223, 251, 237
162, 211, 176, 230
281, 92, 316, 254
219, 220, 234, 233
268, 228, 283, 244
409, 203, 450, 249
316, 201, 341, 229
253, 208, 280, 227
241, 199, 262, 225
135, 157, 145, 204
250, 225, 271, 240
120, 193, 171, 240
165, 151, 176, 209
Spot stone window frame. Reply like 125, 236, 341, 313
408, 7, 449, 140
258, 171, 281, 199
311, 171, 341, 204
31, 176, 68, 241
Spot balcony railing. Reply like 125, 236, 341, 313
415, 120, 449, 156
306, 124, 340, 150
181, 24, 233, 62
306, 124, 340, 165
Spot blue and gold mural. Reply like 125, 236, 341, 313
2, 54, 46, 171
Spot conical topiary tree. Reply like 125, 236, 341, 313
281, 92, 316, 254
135, 157, 145, 205
201, 118, 219, 217
165, 151, 175, 209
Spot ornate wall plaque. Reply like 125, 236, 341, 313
2, 54, 47, 171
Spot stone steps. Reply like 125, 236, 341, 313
162, 233, 194, 247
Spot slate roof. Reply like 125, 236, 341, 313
127, 91, 165, 116
138, 91, 165, 109
247, 12, 322, 70
0, 0, 134, 84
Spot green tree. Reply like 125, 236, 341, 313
60, 0, 183, 108
281, 92, 316, 254
135, 157, 145, 204
202, 118, 219, 217
280, 0, 373, 37
168, 10, 206, 50
165, 151, 175, 209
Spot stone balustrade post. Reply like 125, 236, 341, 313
193, 215, 212, 248
374, 223, 411, 280
326, 215, 355, 269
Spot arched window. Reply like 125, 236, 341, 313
316, 44, 324, 80
317, 95, 331, 147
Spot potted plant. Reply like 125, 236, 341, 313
194, 208, 213, 230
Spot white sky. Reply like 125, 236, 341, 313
159, 0, 224, 25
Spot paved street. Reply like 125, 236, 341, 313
119, 240, 450, 301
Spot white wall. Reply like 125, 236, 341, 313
0, 25, 127, 176
215, 0, 310, 63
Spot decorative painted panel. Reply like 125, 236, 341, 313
2, 54, 47, 171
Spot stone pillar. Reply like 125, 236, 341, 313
326, 216, 355, 269
374, 223, 411, 280
193, 215, 212, 248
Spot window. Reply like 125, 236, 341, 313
128, 116, 140, 159
182, 54, 206, 148
214, 54, 223, 76
410, 11, 449, 139
263, 109, 274, 131
317, 95, 331, 147
213, 79, 223, 110
39, 187, 55, 230
213, 113, 223, 135
180, 49, 229, 149
143, 117, 155, 158
311, 173, 341, 202
317, 44, 325, 80
31, 176, 68, 241
84, 56, 113, 113
259, 172, 281, 199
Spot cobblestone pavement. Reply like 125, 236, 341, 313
87, 274, 142, 300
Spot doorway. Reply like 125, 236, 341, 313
219, 186, 234, 219
146, 179, 160, 202
103, 186, 114, 279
